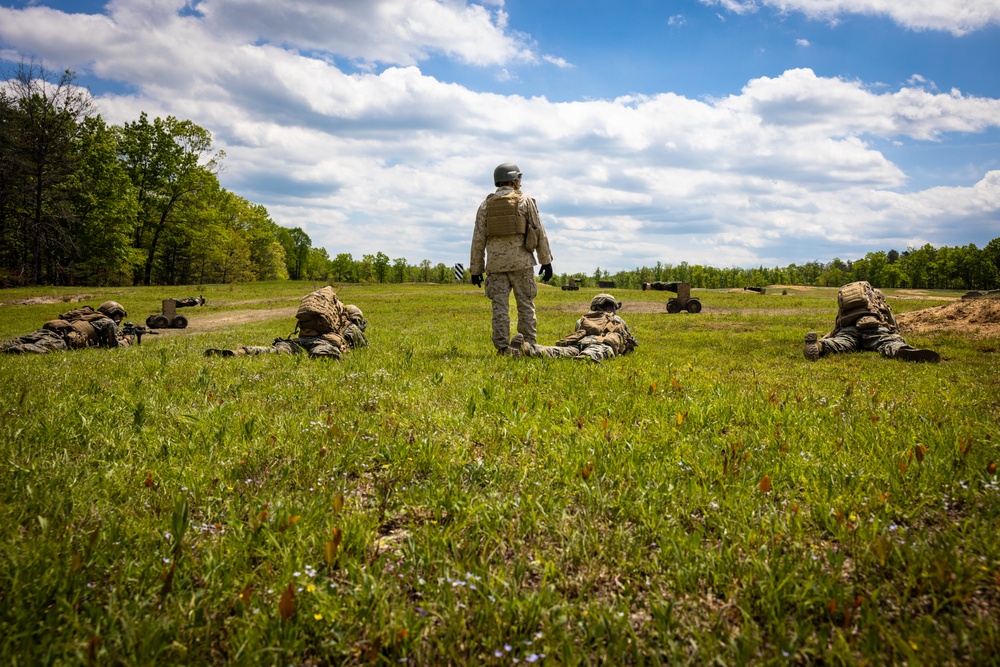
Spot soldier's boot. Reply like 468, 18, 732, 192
895, 347, 941, 363
803, 332, 825, 361
517, 334, 533, 357
204, 348, 236, 357
507, 334, 524, 358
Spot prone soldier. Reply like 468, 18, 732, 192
804, 281, 940, 363
513, 293, 638, 363
205, 289, 367, 359
1, 301, 134, 354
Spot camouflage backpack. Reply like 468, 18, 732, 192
836, 281, 896, 331
295, 287, 347, 337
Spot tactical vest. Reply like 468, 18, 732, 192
485, 191, 527, 237
43, 316, 106, 347
836, 281, 896, 331
555, 311, 632, 354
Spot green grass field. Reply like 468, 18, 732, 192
1, 282, 997, 665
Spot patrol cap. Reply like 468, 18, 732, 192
590, 294, 622, 312
494, 162, 522, 186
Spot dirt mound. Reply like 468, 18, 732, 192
896, 298, 1000, 338
5, 294, 96, 306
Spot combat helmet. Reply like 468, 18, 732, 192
344, 304, 364, 323
493, 162, 522, 186
590, 294, 622, 312
97, 300, 127, 323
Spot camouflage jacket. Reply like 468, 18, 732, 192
470, 186, 553, 275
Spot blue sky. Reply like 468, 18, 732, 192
1, 0, 998, 274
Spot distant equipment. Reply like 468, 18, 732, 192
454, 263, 464, 282
598, 281, 616, 288
146, 296, 205, 329
661, 282, 702, 314
561, 278, 580, 291
743, 286, 766, 294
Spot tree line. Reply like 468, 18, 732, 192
3, 63, 997, 291
0, 62, 324, 287
579, 241, 1000, 291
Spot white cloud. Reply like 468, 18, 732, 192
701, 0, 1000, 35
542, 55, 573, 68
0, 2, 998, 272
796, 38, 811, 46
667, 14, 687, 26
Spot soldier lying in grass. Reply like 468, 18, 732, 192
804, 281, 940, 363
1, 301, 134, 354
205, 287, 367, 359
510, 293, 638, 363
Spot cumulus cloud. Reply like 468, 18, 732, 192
796, 38, 811, 46
701, 0, 1000, 35
0, 1, 998, 271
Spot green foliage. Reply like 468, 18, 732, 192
1, 66, 300, 289
0, 283, 997, 664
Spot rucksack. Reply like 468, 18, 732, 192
295, 287, 346, 337
836, 281, 895, 330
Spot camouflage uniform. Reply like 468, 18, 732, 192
0, 329, 69, 354
805, 282, 939, 362
470, 185, 553, 352
518, 294, 638, 363
206, 310, 367, 359
1, 304, 133, 354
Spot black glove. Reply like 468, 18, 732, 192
471, 274, 483, 288
538, 264, 553, 282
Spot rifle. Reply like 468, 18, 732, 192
121, 321, 159, 345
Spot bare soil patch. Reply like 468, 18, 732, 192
897, 297, 1000, 338
185, 306, 297, 332
5, 294, 96, 306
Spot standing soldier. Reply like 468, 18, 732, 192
804, 281, 940, 362
470, 163, 554, 356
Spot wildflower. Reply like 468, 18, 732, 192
307, 585, 316, 593
314, 613, 323, 620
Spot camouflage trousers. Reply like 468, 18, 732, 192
209, 325, 367, 359
820, 326, 913, 358
521, 336, 618, 363
225, 337, 342, 359
1, 329, 68, 354
485, 267, 537, 351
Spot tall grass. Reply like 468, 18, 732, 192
0, 283, 997, 664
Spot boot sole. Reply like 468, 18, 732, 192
803, 332, 823, 361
